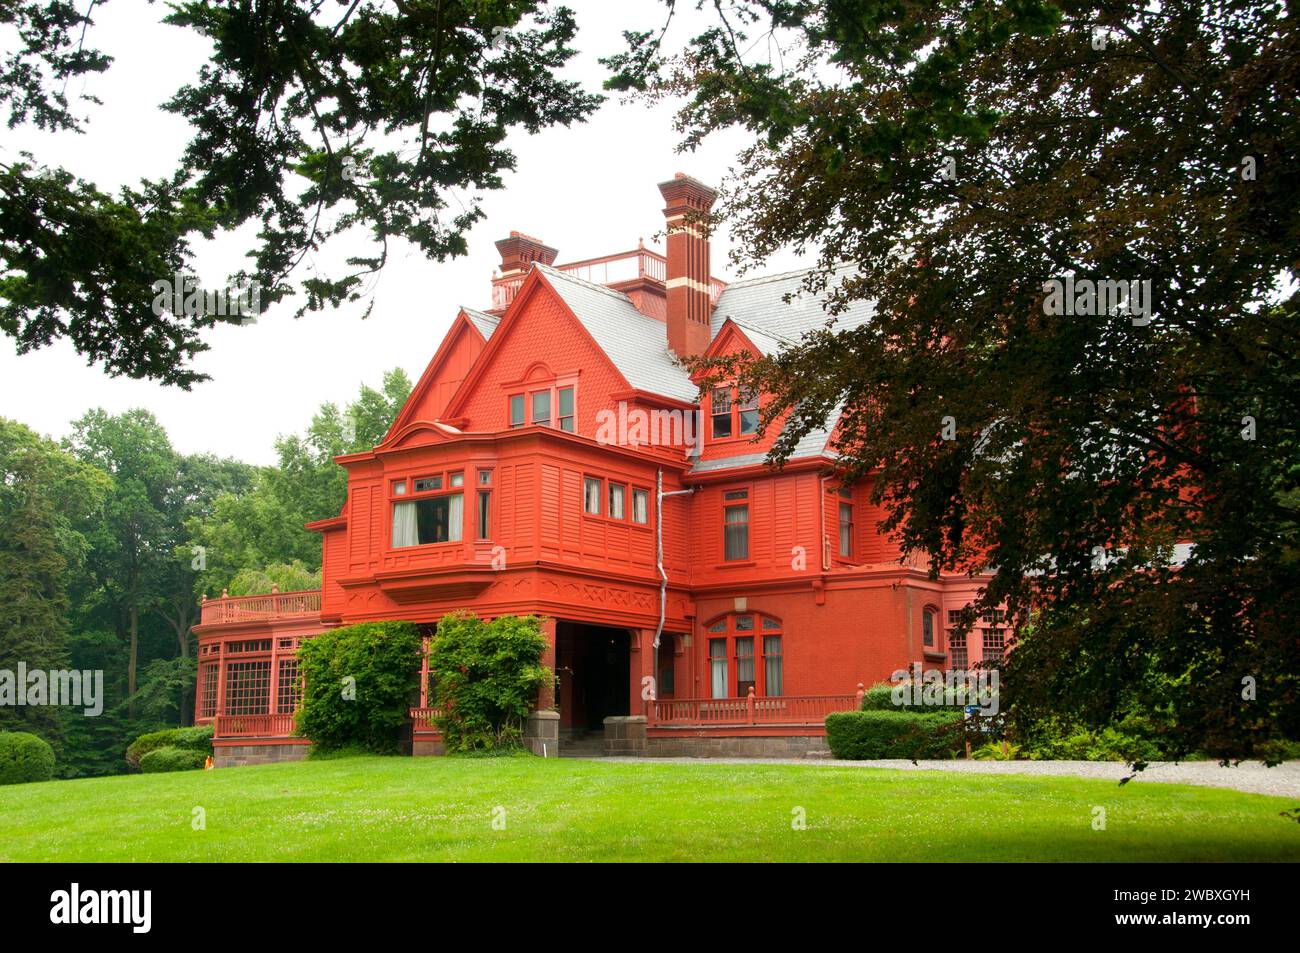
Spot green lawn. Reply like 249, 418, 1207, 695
2, 755, 1297, 862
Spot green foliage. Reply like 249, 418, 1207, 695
429, 613, 551, 754
627, 1, 1300, 761
296, 621, 423, 754
1021, 715, 1168, 764
1, 2, 601, 384
825, 710, 964, 760
227, 561, 322, 597
140, 745, 207, 773
188, 369, 412, 596
0, 731, 56, 784
125, 724, 214, 773
970, 741, 1023, 761
860, 680, 972, 712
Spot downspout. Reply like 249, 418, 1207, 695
819, 475, 833, 571
655, 469, 696, 650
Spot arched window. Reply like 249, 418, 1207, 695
703, 613, 784, 698
922, 606, 939, 649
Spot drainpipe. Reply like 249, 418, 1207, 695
655, 469, 696, 650
819, 475, 833, 571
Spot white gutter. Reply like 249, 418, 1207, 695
655, 468, 696, 650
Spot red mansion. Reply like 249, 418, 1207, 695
193, 174, 999, 764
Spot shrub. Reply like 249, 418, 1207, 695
296, 620, 423, 753
140, 746, 208, 773
825, 710, 965, 760
429, 613, 551, 754
1021, 715, 1166, 763
861, 678, 986, 713
125, 724, 213, 772
0, 732, 56, 784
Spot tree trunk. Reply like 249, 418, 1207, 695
127, 601, 138, 721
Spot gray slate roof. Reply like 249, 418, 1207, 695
462, 306, 501, 340
472, 261, 872, 472
536, 263, 698, 403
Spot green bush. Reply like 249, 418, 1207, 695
0, 732, 56, 784
429, 612, 551, 754
140, 746, 208, 773
296, 620, 423, 753
825, 710, 965, 760
125, 724, 213, 772
1020, 715, 1167, 762
861, 679, 975, 712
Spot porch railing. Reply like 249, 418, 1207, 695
200, 589, 322, 625
214, 713, 298, 738
409, 707, 444, 730
651, 688, 861, 728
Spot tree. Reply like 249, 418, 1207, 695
1, 1, 601, 385
65, 410, 180, 721
188, 368, 411, 595
0, 418, 110, 745
611, 2, 1300, 759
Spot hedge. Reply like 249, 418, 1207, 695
861, 679, 980, 712
125, 725, 213, 772
0, 731, 56, 784
140, 746, 209, 773
825, 710, 965, 760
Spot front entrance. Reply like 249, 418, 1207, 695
555, 623, 630, 734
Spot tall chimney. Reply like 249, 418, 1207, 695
659, 173, 717, 358
494, 231, 558, 277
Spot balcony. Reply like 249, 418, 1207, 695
199, 588, 322, 626
492, 247, 727, 311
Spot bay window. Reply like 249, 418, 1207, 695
391, 474, 463, 547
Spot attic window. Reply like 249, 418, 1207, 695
507, 381, 576, 434
711, 385, 760, 440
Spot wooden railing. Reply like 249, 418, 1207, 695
214, 713, 297, 738
652, 688, 861, 728
491, 247, 727, 310
408, 707, 444, 730
200, 589, 322, 625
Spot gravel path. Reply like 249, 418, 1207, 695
598, 757, 1300, 798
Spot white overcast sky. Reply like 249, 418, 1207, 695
0, 0, 809, 465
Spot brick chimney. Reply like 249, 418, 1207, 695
658, 173, 717, 358
494, 231, 558, 276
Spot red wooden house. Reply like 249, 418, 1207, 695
194, 174, 999, 765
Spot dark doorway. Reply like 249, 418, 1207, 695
555, 623, 630, 734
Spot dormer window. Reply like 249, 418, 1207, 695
508, 383, 576, 433
710, 385, 759, 440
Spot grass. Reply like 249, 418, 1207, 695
2, 754, 1298, 862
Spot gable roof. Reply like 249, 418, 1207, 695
462, 306, 501, 341
535, 264, 697, 402
711, 264, 875, 343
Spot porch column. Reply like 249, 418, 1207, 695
631, 628, 656, 717
538, 617, 557, 710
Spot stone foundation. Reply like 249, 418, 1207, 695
603, 715, 647, 756
213, 742, 311, 768
412, 739, 446, 756
643, 734, 830, 759
524, 709, 560, 757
